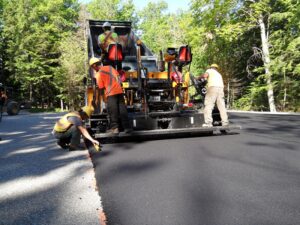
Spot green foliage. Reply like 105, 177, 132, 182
0, 0, 3, 83
267, 0, 300, 111
2, 0, 80, 107
87, 0, 138, 27
87, 0, 120, 20
1, 0, 299, 112
233, 76, 269, 111
189, 0, 300, 112
190, 0, 252, 109
54, 5, 88, 110
57, 29, 86, 109
137, 1, 173, 54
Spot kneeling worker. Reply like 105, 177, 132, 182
53, 106, 100, 151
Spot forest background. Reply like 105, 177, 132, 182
0, 0, 299, 112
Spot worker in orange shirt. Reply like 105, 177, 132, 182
89, 57, 131, 134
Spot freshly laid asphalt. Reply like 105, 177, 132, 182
0, 112, 102, 225
92, 112, 300, 225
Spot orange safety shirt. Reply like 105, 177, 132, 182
95, 65, 123, 96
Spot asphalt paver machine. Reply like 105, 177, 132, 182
85, 20, 240, 142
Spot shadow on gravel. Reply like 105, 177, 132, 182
0, 113, 84, 183
0, 113, 93, 225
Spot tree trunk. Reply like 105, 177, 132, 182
283, 68, 287, 110
60, 99, 64, 111
259, 15, 276, 112
227, 80, 230, 109
29, 84, 32, 102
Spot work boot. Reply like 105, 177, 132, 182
57, 140, 69, 149
106, 128, 119, 134
202, 123, 213, 128
222, 122, 229, 127
123, 128, 133, 133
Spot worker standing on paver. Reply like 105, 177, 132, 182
52, 106, 100, 151
200, 64, 229, 127
89, 57, 131, 134
98, 21, 119, 53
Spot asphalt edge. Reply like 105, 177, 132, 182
85, 150, 107, 225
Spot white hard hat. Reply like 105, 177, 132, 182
103, 21, 111, 28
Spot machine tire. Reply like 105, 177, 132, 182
220, 129, 228, 134
7, 101, 20, 115
207, 131, 214, 136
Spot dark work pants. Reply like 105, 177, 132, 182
53, 125, 81, 146
107, 94, 130, 130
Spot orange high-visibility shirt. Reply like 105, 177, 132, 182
95, 65, 123, 96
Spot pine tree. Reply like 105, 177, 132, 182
2, 0, 80, 108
